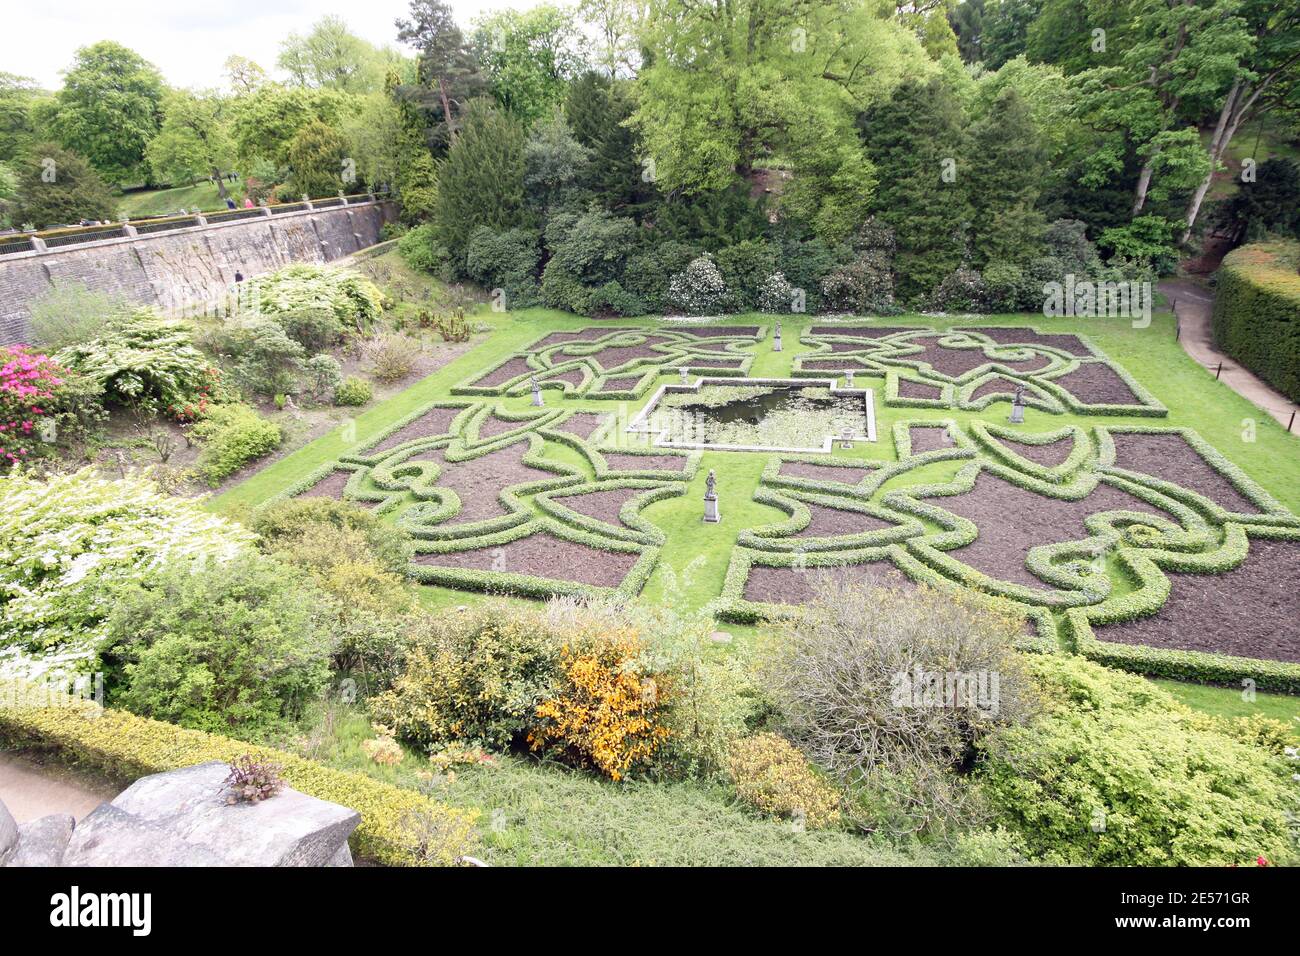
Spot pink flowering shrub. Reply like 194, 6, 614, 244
0, 346, 72, 467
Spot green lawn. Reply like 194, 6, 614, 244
118, 181, 246, 220
1151, 679, 1300, 739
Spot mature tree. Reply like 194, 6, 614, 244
229, 85, 350, 167
472, 5, 590, 125
524, 108, 593, 216
432, 97, 527, 261
565, 73, 657, 216
859, 76, 972, 302
578, 0, 642, 76
980, 0, 1042, 69
949, 0, 986, 62
278, 15, 389, 93
224, 56, 267, 93
11, 142, 117, 228
0, 73, 50, 163
286, 119, 348, 197
967, 87, 1047, 265
48, 42, 165, 184
1214, 157, 1300, 242
145, 90, 236, 191
633, 0, 929, 241
395, 0, 486, 150
1179, 0, 1300, 241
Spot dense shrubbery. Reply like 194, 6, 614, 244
246, 264, 385, 335
979, 656, 1297, 866
55, 309, 219, 417
0, 469, 254, 655
1212, 240, 1300, 403
189, 401, 282, 485
95, 552, 333, 735
333, 375, 373, 406
668, 254, 729, 314
0, 347, 102, 468
727, 733, 842, 830
759, 575, 1034, 837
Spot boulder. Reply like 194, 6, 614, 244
109, 761, 359, 867
0, 799, 17, 865
63, 805, 227, 867
6, 813, 75, 866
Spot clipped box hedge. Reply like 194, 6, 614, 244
0, 692, 479, 866
1212, 240, 1300, 403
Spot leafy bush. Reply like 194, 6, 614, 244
369, 600, 564, 751
715, 239, 777, 311
277, 306, 343, 353
397, 222, 454, 280
246, 264, 385, 335
253, 497, 412, 573
303, 353, 342, 402
334, 375, 373, 406
528, 626, 672, 781
1098, 215, 1180, 274
623, 240, 699, 314
0, 347, 103, 468
668, 254, 729, 314
189, 402, 282, 486
55, 309, 217, 417
728, 733, 842, 830
928, 267, 990, 313
465, 226, 542, 308
979, 656, 1297, 867
0, 468, 254, 655
1212, 240, 1300, 403
759, 574, 1033, 836
224, 317, 306, 399
757, 272, 798, 314
95, 552, 333, 736
0, 687, 478, 866
367, 334, 417, 383
539, 210, 642, 315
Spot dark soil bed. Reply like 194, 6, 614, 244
414, 532, 638, 587
925, 472, 1168, 589
802, 358, 862, 370
553, 486, 645, 525
472, 356, 533, 388
368, 406, 462, 453
1050, 362, 1141, 405
793, 502, 893, 538
542, 369, 586, 389
810, 326, 916, 340
601, 452, 688, 472
408, 441, 555, 524
673, 326, 761, 338
598, 375, 644, 392
480, 414, 531, 439
779, 461, 873, 485
531, 328, 634, 349
963, 327, 1095, 357
1096, 539, 1300, 663
743, 562, 915, 604
994, 432, 1075, 468
896, 379, 944, 400
554, 412, 608, 440
908, 427, 954, 454
1108, 432, 1261, 514
579, 343, 668, 370
296, 469, 352, 499
968, 376, 1025, 402
691, 358, 745, 369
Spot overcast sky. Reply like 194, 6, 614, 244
5, 0, 540, 91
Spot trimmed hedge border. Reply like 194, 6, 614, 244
0, 688, 479, 866
1212, 240, 1300, 404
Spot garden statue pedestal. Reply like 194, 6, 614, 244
703, 469, 721, 523
680, 367, 690, 385
1008, 384, 1026, 425
530, 375, 544, 407
773, 320, 783, 352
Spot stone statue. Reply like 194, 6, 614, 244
703, 469, 720, 522
1008, 384, 1026, 424
773, 320, 783, 352
530, 375, 544, 407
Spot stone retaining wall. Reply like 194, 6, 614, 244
0, 199, 398, 345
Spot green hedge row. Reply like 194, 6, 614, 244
1212, 240, 1300, 403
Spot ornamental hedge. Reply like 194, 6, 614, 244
0, 688, 478, 866
1212, 240, 1300, 403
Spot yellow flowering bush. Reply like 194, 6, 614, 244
727, 733, 842, 830
528, 629, 672, 781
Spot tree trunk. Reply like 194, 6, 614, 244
211, 166, 229, 201
437, 76, 456, 143
1180, 80, 1242, 244
1132, 153, 1157, 216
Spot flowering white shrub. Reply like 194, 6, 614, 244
668, 255, 729, 315
246, 264, 386, 333
757, 272, 797, 314
0, 468, 254, 656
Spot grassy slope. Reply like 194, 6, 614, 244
118, 182, 245, 219
1151, 679, 1300, 740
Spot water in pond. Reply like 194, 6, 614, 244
655, 385, 867, 448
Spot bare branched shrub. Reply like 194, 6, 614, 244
759, 572, 1036, 838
